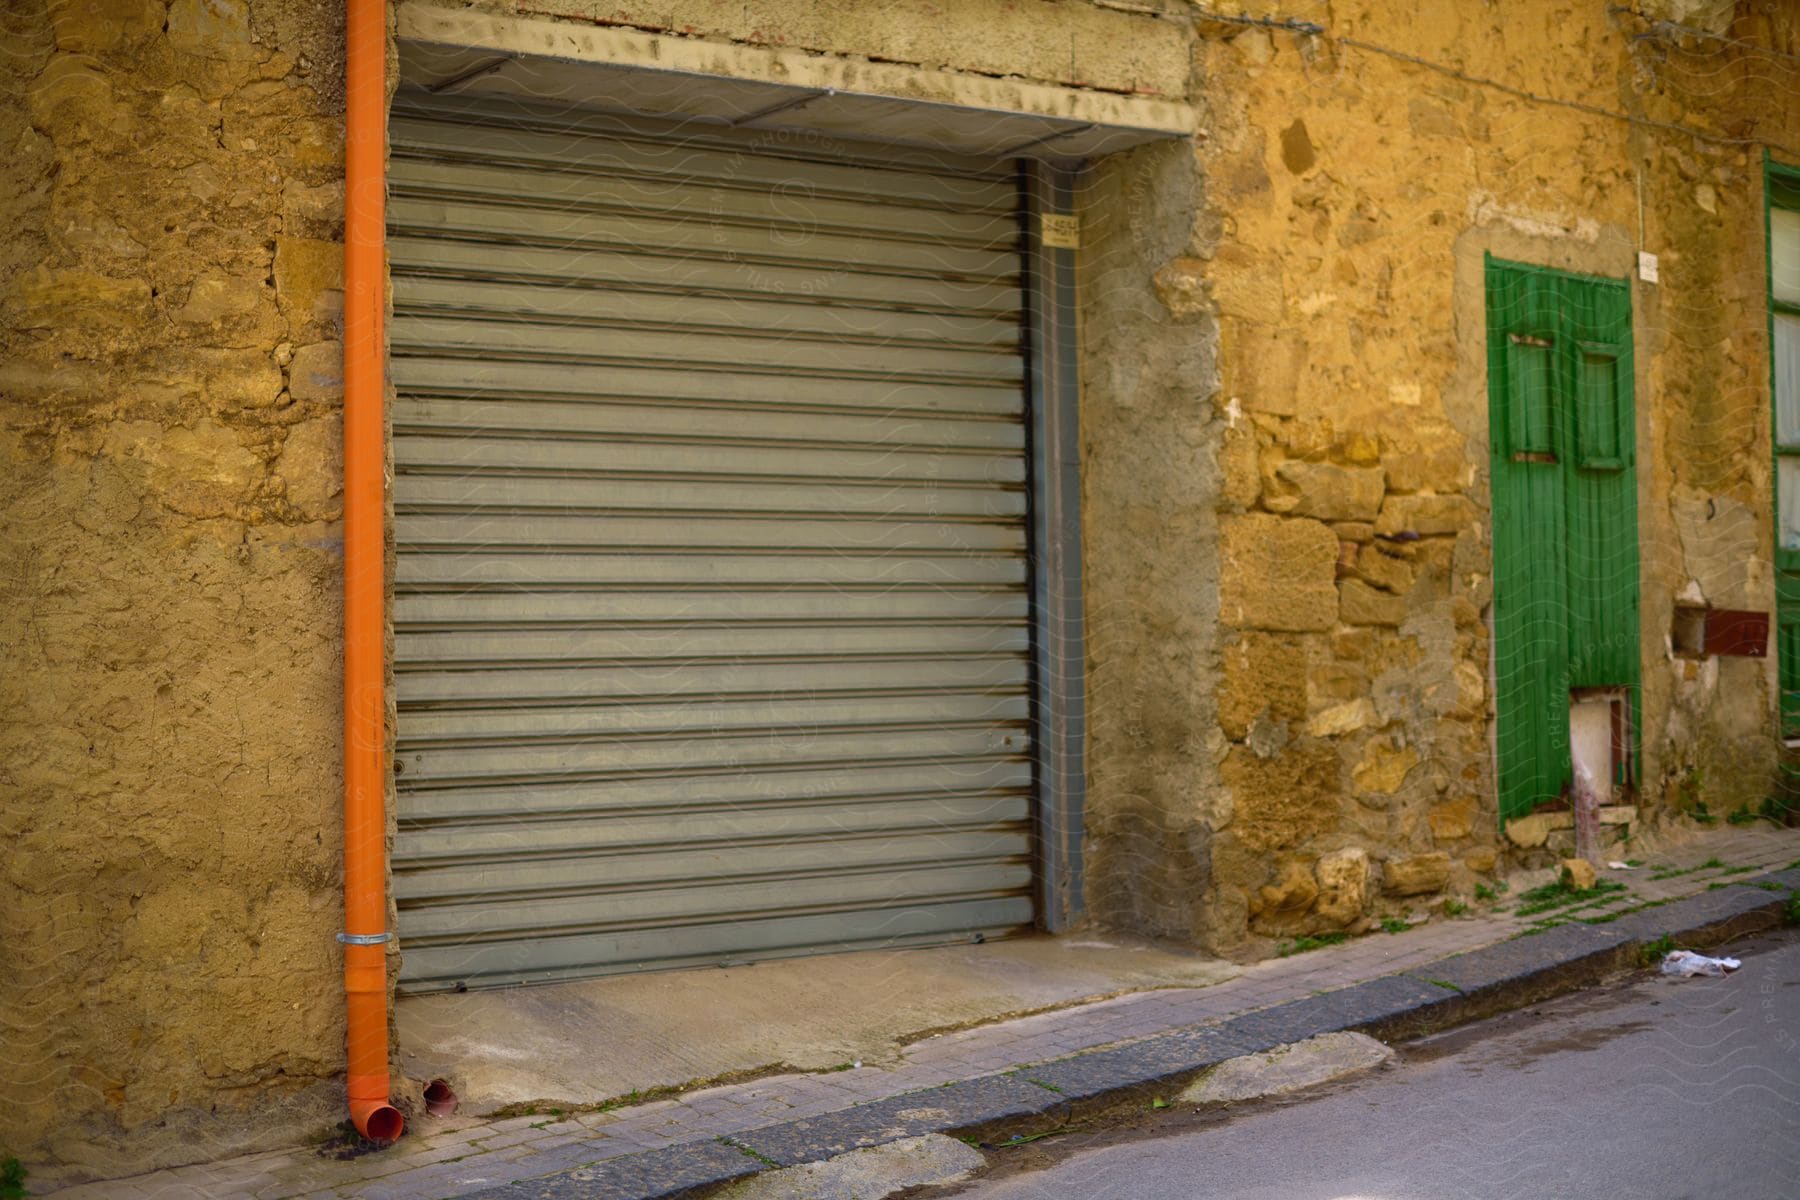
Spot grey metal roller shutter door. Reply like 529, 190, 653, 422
387, 94, 1038, 992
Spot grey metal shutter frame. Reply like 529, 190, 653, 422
387, 93, 1040, 992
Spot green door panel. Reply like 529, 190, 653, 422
1769, 158, 1800, 739
1780, 574, 1800, 737
1487, 257, 1639, 823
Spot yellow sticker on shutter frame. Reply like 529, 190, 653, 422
1040, 213, 1080, 249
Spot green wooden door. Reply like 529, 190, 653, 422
1487, 257, 1638, 823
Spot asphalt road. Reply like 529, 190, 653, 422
954, 931, 1800, 1200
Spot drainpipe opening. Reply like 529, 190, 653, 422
352, 1100, 405, 1145
424, 1079, 458, 1118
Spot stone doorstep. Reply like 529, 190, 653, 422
446, 872, 1797, 1200
1506, 805, 1636, 835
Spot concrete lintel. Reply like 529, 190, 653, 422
397, 2, 1199, 155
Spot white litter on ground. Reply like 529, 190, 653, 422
1660, 950, 1741, 978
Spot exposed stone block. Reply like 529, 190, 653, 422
1152, 256, 1208, 318
1452, 659, 1486, 717
1308, 660, 1370, 710
1313, 847, 1371, 926
1560, 858, 1597, 890
27, 55, 132, 146
1265, 461, 1385, 522
1353, 544, 1414, 592
1224, 319, 1308, 415
1219, 632, 1308, 741
1383, 852, 1452, 896
1210, 243, 1285, 322
274, 237, 344, 328
282, 179, 344, 238
1220, 514, 1339, 632
1222, 740, 1342, 852
287, 340, 342, 402
195, 348, 284, 410
176, 273, 278, 345
1426, 795, 1478, 841
12, 267, 150, 330
1374, 493, 1477, 536
1254, 859, 1319, 917
1504, 814, 1551, 848
1352, 740, 1418, 796
1339, 577, 1407, 626
1220, 424, 1262, 510
1305, 698, 1377, 738
1380, 422, 1468, 493
276, 416, 342, 520
1339, 432, 1381, 467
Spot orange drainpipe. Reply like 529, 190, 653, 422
342, 0, 403, 1145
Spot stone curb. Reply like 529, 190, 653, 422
456, 871, 1799, 1200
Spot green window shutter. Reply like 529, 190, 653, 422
1507, 336, 1556, 457
1770, 157, 1800, 737
1576, 347, 1625, 470
1488, 258, 1573, 822
1562, 275, 1638, 699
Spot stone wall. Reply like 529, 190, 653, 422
1, 0, 352, 1174
1188, 0, 1799, 952
5, 0, 1796, 1173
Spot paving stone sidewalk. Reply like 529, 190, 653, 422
40, 827, 1800, 1200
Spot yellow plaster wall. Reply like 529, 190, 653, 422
0, 0, 357, 1175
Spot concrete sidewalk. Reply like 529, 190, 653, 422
37, 826, 1800, 1200
394, 931, 1242, 1116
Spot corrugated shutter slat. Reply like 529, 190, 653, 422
389, 95, 1035, 991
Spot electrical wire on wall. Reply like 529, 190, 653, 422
1180, 5, 1800, 161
